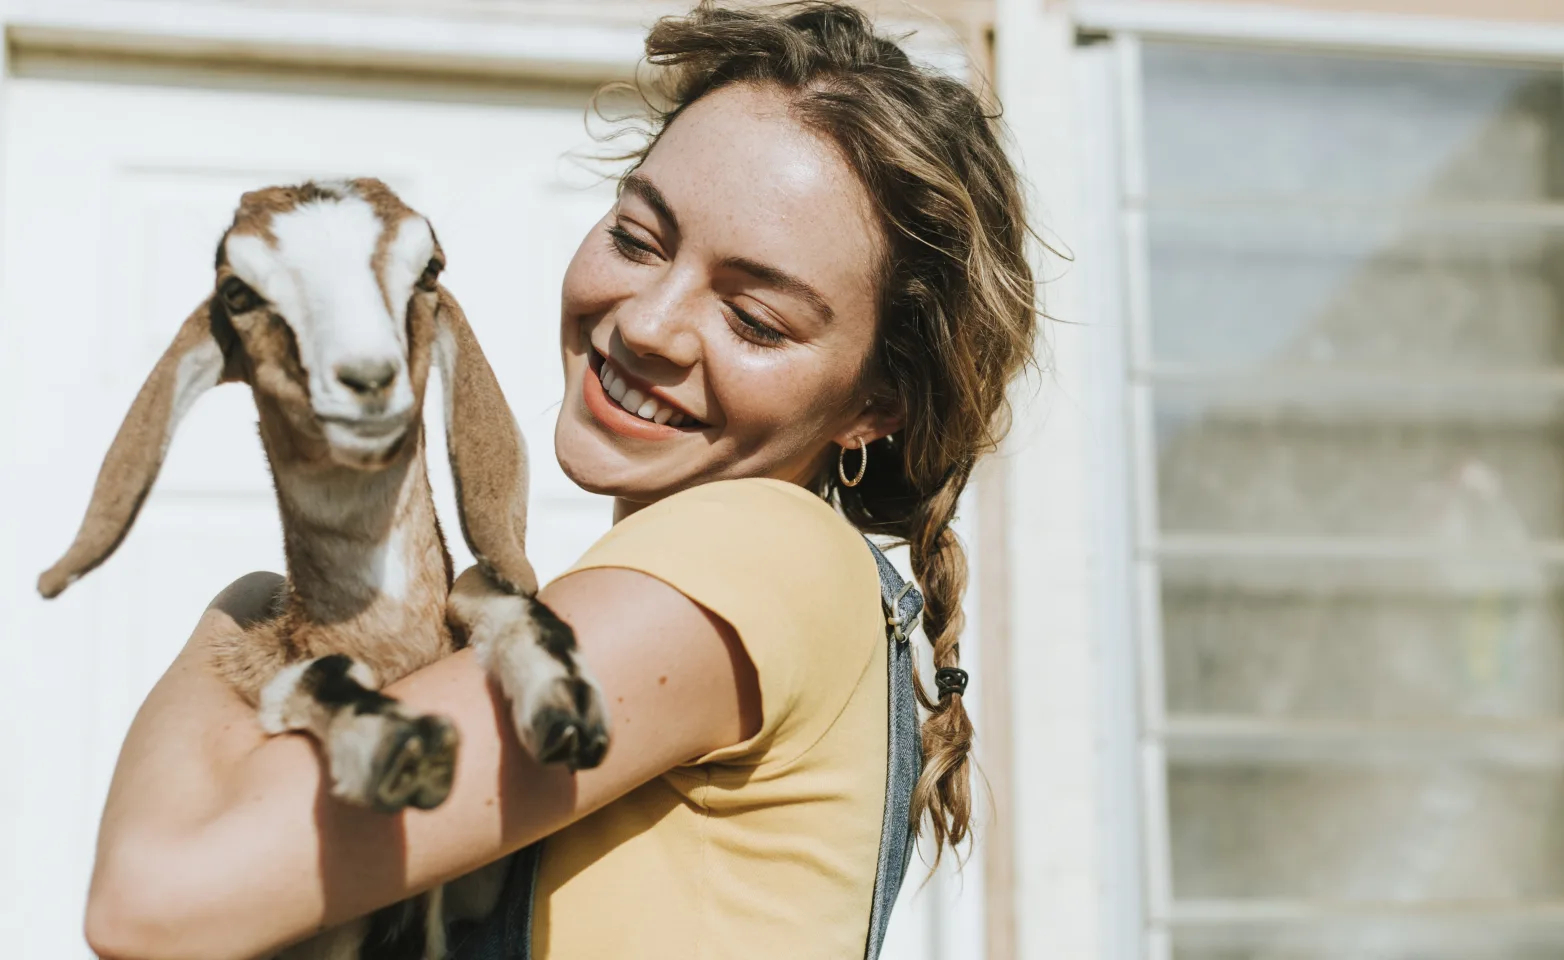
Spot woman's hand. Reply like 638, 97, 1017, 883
85, 566, 760, 960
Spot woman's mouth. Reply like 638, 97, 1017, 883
599, 362, 694, 427
583, 350, 707, 440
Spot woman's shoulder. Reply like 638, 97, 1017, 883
561, 479, 884, 765
581, 478, 874, 587
633, 476, 850, 528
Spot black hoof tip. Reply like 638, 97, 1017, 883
366, 714, 459, 813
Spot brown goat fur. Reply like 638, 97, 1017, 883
38, 179, 609, 960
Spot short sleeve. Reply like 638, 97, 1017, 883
555, 478, 884, 767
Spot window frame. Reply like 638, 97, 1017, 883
1070, 6, 1564, 958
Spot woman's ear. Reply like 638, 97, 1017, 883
833, 397, 903, 449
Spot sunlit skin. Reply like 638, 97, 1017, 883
557, 82, 902, 515
81, 81, 906, 960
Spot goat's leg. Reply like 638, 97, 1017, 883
443, 857, 512, 923
272, 918, 368, 960
447, 567, 609, 772
259, 655, 459, 812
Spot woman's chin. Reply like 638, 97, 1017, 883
554, 415, 676, 500
557, 454, 625, 499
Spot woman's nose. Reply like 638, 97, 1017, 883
613, 274, 703, 368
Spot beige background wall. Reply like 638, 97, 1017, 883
1132, 0, 1564, 25
286, 0, 996, 34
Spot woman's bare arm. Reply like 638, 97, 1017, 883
85, 566, 760, 960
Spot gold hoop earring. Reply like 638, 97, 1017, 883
838, 437, 867, 488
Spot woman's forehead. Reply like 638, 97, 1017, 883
634, 84, 883, 319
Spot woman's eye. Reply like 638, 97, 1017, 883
728, 304, 786, 346
606, 223, 660, 263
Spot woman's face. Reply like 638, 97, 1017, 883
554, 82, 895, 507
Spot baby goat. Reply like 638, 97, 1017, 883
38, 179, 609, 959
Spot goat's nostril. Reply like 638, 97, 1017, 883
335, 360, 398, 397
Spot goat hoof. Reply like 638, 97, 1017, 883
360, 712, 460, 813
409, 714, 459, 810
478, 594, 612, 772
527, 676, 610, 772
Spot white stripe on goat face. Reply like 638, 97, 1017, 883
224, 195, 434, 422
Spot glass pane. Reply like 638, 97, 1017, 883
1162, 557, 1564, 722
1167, 746, 1564, 901
1146, 211, 1564, 371
1174, 924, 1564, 960
1154, 386, 1564, 539
1142, 44, 1564, 202
1138, 40, 1564, 947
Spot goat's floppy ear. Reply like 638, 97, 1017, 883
432, 287, 538, 597
38, 299, 227, 598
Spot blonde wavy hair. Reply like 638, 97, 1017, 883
612, 0, 1039, 862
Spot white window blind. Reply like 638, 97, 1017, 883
1113, 37, 1564, 959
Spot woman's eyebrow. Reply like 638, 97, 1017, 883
718, 255, 835, 324
621, 173, 680, 236
622, 172, 833, 323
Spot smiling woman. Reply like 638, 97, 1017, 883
82, 3, 1039, 959
554, 80, 890, 502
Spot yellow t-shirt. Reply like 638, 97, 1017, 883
535, 477, 890, 958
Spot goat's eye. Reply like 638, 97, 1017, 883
220, 278, 260, 314
416, 257, 444, 293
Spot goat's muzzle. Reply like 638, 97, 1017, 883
320, 406, 416, 469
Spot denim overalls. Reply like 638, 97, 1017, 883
451, 538, 923, 959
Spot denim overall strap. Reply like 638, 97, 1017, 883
447, 842, 541, 960
450, 537, 923, 960
862, 536, 925, 960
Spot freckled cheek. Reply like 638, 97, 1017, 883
560, 252, 603, 321
559, 227, 637, 327
710, 354, 845, 446
560, 255, 619, 365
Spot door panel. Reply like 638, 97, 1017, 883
0, 58, 972, 960
0, 67, 615, 958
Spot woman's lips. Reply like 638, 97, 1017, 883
597, 361, 696, 427
582, 352, 703, 441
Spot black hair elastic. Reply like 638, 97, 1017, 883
934, 667, 968, 698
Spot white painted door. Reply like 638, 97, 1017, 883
0, 51, 978, 960
0, 60, 617, 957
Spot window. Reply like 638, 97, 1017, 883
1108, 37, 1564, 958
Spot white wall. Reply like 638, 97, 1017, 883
995, 2, 1135, 958
0, 2, 1001, 957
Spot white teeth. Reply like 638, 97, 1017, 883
599, 360, 698, 426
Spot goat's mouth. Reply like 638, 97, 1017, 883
319, 413, 413, 468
